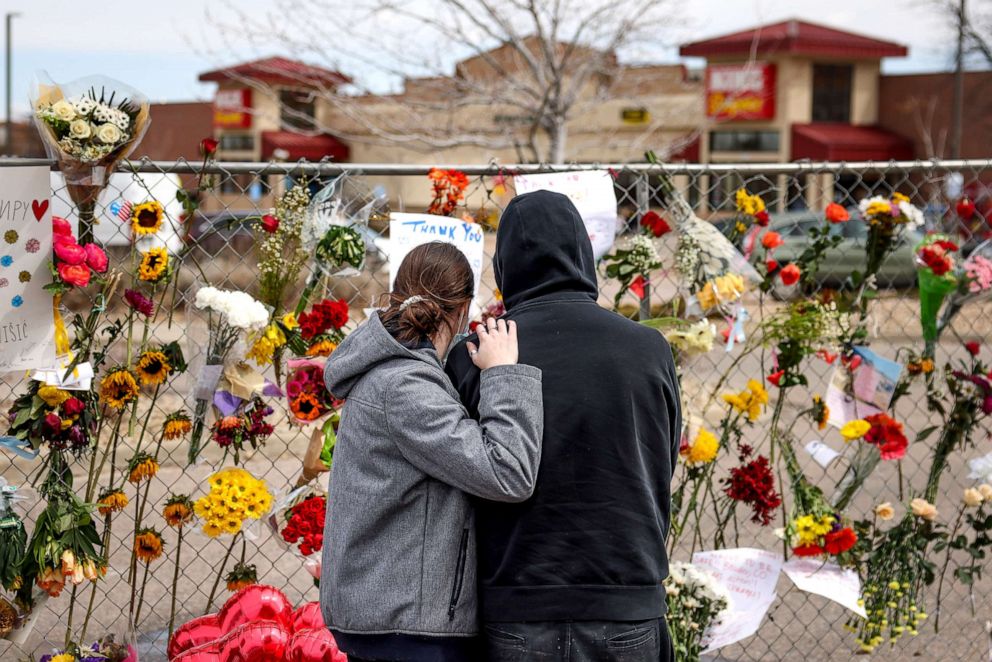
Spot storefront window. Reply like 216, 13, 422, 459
710, 131, 780, 152
219, 134, 254, 151
812, 64, 852, 123
280, 89, 317, 130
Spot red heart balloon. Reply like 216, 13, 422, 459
169, 614, 222, 658
218, 585, 294, 633
287, 628, 348, 662
219, 620, 291, 662
291, 602, 324, 633
171, 638, 220, 662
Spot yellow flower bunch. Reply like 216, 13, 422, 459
37, 385, 70, 408
793, 513, 835, 546
735, 188, 766, 217
696, 273, 746, 310
723, 379, 769, 422
246, 322, 287, 366
194, 467, 273, 538
682, 428, 719, 465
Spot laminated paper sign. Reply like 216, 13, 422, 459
692, 547, 783, 653
826, 346, 903, 426
389, 213, 485, 298
513, 171, 618, 260
0, 165, 55, 373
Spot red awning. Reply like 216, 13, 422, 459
791, 124, 913, 161
680, 20, 907, 59
261, 131, 350, 162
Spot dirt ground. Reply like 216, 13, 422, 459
2, 243, 991, 661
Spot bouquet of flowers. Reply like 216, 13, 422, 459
280, 493, 327, 557
304, 177, 378, 278
193, 467, 273, 538
32, 73, 151, 243
427, 168, 469, 217
0, 485, 27, 594
856, 193, 925, 302
4, 384, 95, 454
664, 562, 729, 661
210, 396, 275, 465
256, 185, 311, 316
913, 234, 960, 345
286, 359, 337, 424
297, 298, 349, 354
38, 635, 135, 662
604, 235, 663, 309
187, 286, 270, 464
935, 238, 992, 340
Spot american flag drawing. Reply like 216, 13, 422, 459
116, 200, 133, 222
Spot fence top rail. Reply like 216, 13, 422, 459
3, 157, 992, 176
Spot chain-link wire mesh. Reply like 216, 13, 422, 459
1, 157, 991, 661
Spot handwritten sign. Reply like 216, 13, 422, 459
783, 559, 867, 618
0, 166, 56, 373
389, 213, 485, 298
826, 346, 903, 426
513, 171, 618, 260
692, 548, 782, 652
804, 439, 842, 469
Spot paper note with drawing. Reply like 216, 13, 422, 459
826, 346, 903, 426
513, 170, 618, 260
0, 166, 56, 373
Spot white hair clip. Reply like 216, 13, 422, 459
399, 295, 425, 311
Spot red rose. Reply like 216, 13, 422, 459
83, 244, 108, 273
754, 210, 770, 226
825, 203, 850, 223
761, 231, 784, 251
824, 527, 857, 555
779, 263, 801, 286
57, 262, 91, 287
62, 397, 85, 417
200, 137, 219, 158
629, 275, 646, 300
43, 412, 62, 437
767, 370, 785, 387
52, 216, 74, 237
261, 214, 280, 233
54, 240, 87, 265
966, 340, 981, 356
792, 544, 824, 557
957, 197, 976, 219
766, 259, 779, 273
639, 211, 671, 237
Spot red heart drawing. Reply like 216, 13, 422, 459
32, 200, 49, 222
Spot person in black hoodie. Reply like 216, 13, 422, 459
445, 190, 682, 662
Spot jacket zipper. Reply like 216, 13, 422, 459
447, 528, 470, 620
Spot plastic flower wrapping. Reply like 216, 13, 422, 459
31, 72, 151, 242
303, 177, 381, 278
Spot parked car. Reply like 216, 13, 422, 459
755, 211, 924, 300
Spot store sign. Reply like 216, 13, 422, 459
214, 88, 253, 128
706, 63, 776, 120
621, 108, 650, 125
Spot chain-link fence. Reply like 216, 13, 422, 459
2, 157, 991, 661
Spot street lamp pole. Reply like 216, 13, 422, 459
5, 12, 19, 156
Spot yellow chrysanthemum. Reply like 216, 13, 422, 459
138, 247, 169, 282
99, 369, 140, 409
163, 411, 193, 440
684, 428, 719, 465
735, 188, 766, 216
131, 201, 164, 236
306, 339, 338, 357
97, 489, 129, 516
723, 380, 768, 422
134, 528, 165, 563
794, 514, 835, 545
135, 350, 171, 386
38, 385, 70, 408
840, 419, 871, 442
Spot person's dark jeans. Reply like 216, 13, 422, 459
483, 618, 674, 661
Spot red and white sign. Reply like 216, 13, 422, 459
706, 63, 776, 121
213, 88, 253, 128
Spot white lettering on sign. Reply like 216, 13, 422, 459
710, 68, 765, 92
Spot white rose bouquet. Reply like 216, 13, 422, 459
665, 562, 730, 662
187, 286, 270, 464
31, 72, 151, 243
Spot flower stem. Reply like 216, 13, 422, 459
168, 526, 185, 639
205, 535, 239, 613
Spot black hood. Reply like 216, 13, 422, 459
494, 190, 598, 310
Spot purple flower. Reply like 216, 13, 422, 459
124, 289, 154, 318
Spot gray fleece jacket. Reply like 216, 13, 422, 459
319, 312, 543, 637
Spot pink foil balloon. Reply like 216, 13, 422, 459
218, 585, 294, 632
291, 602, 324, 633
171, 639, 220, 662
287, 628, 348, 662
168, 614, 222, 658
220, 620, 291, 662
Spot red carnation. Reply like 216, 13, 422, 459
864, 412, 908, 460
918, 245, 953, 276
792, 544, 824, 557
629, 275, 646, 300
639, 211, 671, 238
754, 210, 770, 226
824, 527, 857, 555
723, 455, 781, 526
780, 263, 801, 286
966, 340, 981, 356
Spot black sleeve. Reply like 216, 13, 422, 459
658, 337, 682, 480
444, 334, 483, 419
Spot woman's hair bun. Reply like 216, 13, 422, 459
397, 296, 445, 339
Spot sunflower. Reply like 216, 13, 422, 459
127, 452, 159, 483
306, 338, 337, 357
97, 488, 129, 516
131, 201, 164, 236
163, 411, 192, 440
222, 517, 243, 535
225, 561, 257, 592
291, 392, 322, 421
138, 247, 169, 282
203, 520, 223, 538
134, 528, 165, 563
135, 350, 171, 386
163, 494, 194, 528
99, 369, 140, 409
812, 395, 830, 430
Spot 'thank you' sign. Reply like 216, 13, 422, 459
389, 213, 486, 299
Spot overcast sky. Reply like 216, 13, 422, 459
0, 0, 966, 118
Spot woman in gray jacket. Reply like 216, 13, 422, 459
320, 241, 544, 662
